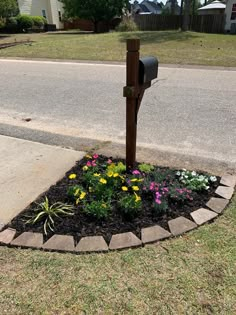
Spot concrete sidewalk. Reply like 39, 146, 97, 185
0, 135, 85, 227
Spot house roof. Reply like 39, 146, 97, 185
139, 4, 150, 12
132, 1, 162, 14
146, 1, 162, 11
198, 0, 226, 11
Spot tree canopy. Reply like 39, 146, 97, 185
61, 0, 129, 32
0, 0, 18, 18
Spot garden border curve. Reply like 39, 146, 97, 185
0, 174, 235, 254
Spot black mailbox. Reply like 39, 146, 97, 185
139, 56, 158, 85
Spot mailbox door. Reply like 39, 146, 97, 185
139, 57, 158, 84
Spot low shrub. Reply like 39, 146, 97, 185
116, 18, 139, 32
17, 14, 33, 32
5, 17, 19, 32
32, 16, 46, 28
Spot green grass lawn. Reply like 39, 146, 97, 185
0, 194, 235, 314
0, 31, 236, 66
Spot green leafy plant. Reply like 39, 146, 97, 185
17, 14, 33, 31
109, 161, 126, 174
176, 170, 217, 191
153, 199, 168, 215
138, 163, 154, 173
31, 16, 46, 28
5, 16, 19, 32
26, 197, 74, 234
83, 200, 110, 219
118, 193, 142, 219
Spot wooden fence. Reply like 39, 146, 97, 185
134, 14, 225, 34
134, 15, 181, 31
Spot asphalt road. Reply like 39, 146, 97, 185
0, 59, 235, 168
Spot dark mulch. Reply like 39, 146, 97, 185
8, 156, 220, 244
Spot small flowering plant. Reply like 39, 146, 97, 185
176, 169, 217, 191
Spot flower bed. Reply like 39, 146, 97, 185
9, 154, 220, 244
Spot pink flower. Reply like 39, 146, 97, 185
92, 160, 96, 167
155, 191, 162, 204
86, 161, 92, 167
132, 170, 141, 175
107, 159, 112, 164
93, 154, 99, 159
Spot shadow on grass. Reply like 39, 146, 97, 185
118, 30, 200, 45
46, 30, 94, 35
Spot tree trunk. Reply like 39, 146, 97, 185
180, 0, 184, 16
182, 0, 191, 31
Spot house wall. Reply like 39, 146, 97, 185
17, 0, 64, 29
225, 0, 236, 31
49, 0, 64, 29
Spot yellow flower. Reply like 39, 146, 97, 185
122, 186, 128, 191
132, 186, 139, 191
99, 178, 107, 184
74, 188, 80, 196
130, 178, 138, 182
93, 173, 100, 177
85, 154, 92, 159
102, 203, 107, 208
69, 173, 76, 180
113, 173, 119, 178
80, 192, 86, 200
137, 179, 144, 182
107, 171, 113, 177
82, 166, 88, 171
134, 192, 141, 202
75, 198, 80, 205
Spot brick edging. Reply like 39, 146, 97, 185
0, 174, 235, 254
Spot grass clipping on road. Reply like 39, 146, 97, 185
0, 194, 235, 314
0, 31, 236, 67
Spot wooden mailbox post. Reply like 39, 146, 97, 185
123, 39, 158, 170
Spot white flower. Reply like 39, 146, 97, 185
191, 171, 197, 176
205, 186, 209, 190
198, 175, 205, 181
210, 176, 217, 182
184, 175, 188, 179
176, 171, 181, 176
